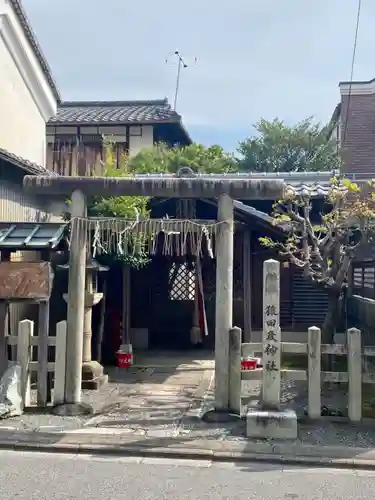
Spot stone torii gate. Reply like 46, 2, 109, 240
23, 173, 285, 415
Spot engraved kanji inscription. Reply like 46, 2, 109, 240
264, 343, 278, 356
266, 319, 276, 328
265, 305, 277, 316
265, 360, 278, 372
266, 330, 277, 342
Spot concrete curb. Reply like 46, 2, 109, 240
0, 440, 374, 470
0, 432, 375, 470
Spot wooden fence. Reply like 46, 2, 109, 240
6, 319, 67, 408
229, 326, 375, 422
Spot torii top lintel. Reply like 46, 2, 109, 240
23, 174, 285, 200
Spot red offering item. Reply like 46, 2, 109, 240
241, 357, 262, 370
116, 351, 133, 368
241, 358, 257, 370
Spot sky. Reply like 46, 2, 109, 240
23, 0, 375, 152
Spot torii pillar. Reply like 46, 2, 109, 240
215, 194, 234, 409
23, 173, 285, 415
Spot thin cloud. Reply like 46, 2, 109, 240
23, 0, 375, 150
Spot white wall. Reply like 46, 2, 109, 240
0, 0, 57, 166
129, 126, 154, 156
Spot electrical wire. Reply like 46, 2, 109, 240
341, 0, 362, 148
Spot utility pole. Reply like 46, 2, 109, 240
166, 50, 197, 110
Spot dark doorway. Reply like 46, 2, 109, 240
148, 256, 196, 349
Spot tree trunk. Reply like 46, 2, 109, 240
322, 291, 341, 344
322, 291, 341, 373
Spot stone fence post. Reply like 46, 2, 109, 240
307, 326, 321, 419
17, 319, 32, 409
262, 259, 281, 410
53, 321, 67, 406
229, 326, 242, 414
348, 327, 362, 422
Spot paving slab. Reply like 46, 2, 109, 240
0, 355, 214, 436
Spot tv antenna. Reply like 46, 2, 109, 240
166, 50, 197, 110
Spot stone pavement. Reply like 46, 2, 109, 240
0, 351, 375, 468
0, 351, 215, 435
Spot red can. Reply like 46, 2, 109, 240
116, 351, 133, 368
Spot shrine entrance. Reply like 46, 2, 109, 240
23, 169, 284, 412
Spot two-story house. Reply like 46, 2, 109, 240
0, 0, 59, 165
0, 0, 66, 224
0, 0, 66, 336
46, 99, 192, 175
329, 77, 375, 177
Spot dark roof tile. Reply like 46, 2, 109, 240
0, 148, 57, 176
48, 99, 181, 125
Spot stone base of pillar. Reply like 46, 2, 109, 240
81, 360, 108, 390
52, 402, 93, 416
246, 409, 298, 439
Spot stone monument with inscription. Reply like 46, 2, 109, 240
246, 259, 298, 439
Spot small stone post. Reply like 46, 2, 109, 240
37, 300, 50, 407
56, 190, 88, 414
262, 259, 281, 410
348, 327, 362, 422
17, 319, 32, 409
214, 194, 234, 410
229, 326, 242, 415
308, 326, 321, 419
53, 321, 67, 406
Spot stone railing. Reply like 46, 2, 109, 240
228, 325, 375, 424
231, 258, 375, 441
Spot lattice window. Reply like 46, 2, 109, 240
169, 262, 195, 300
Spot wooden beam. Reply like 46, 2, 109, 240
121, 265, 131, 345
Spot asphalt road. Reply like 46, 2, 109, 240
1, 450, 375, 499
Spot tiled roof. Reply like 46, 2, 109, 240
137, 170, 373, 198
139, 170, 369, 231
10, 1, 60, 102
0, 222, 65, 249
233, 200, 276, 225
48, 99, 182, 125
0, 148, 57, 177
286, 182, 346, 197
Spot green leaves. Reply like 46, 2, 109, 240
262, 176, 375, 298
88, 141, 238, 268
237, 117, 339, 173
127, 142, 237, 174
259, 236, 276, 248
